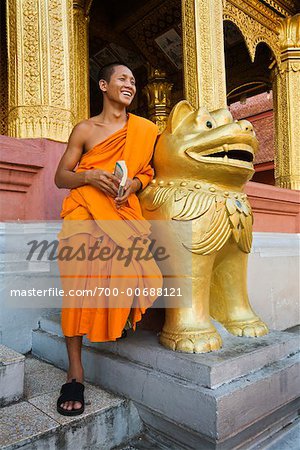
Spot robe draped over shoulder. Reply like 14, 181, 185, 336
58, 113, 163, 342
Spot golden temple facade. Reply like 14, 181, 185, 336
1, 0, 299, 189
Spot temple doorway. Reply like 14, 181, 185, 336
88, 0, 183, 120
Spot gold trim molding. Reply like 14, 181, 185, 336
271, 14, 300, 190
0, 2, 8, 135
223, 1, 281, 67
251, 0, 296, 18
224, 0, 292, 28
73, 0, 90, 122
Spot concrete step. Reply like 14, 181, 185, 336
0, 344, 25, 407
113, 426, 188, 450
251, 417, 300, 450
32, 313, 300, 450
0, 354, 142, 450
38, 312, 300, 389
118, 419, 300, 450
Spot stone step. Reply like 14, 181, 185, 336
0, 344, 25, 407
112, 427, 186, 450
0, 354, 142, 450
38, 312, 300, 389
113, 424, 300, 450
250, 417, 300, 450
32, 313, 300, 450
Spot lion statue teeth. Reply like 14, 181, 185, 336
139, 100, 269, 354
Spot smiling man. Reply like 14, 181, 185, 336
54, 62, 162, 416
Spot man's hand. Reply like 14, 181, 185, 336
85, 169, 120, 198
114, 177, 141, 209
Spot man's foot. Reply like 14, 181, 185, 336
60, 366, 84, 412
57, 378, 85, 416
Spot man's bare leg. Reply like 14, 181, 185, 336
60, 335, 84, 411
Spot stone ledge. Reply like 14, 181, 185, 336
0, 344, 25, 366
0, 354, 142, 450
39, 313, 300, 389
0, 344, 24, 407
32, 325, 300, 446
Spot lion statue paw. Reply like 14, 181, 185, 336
159, 330, 222, 353
223, 319, 269, 337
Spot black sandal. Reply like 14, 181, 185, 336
57, 378, 85, 416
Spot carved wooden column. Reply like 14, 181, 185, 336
73, 0, 90, 122
181, 0, 227, 110
6, 0, 75, 142
271, 14, 300, 190
143, 66, 173, 134
0, 2, 8, 135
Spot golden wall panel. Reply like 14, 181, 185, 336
182, 0, 227, 110
73, 0, 90, 121
6, 0, 75, 142
272, 14, 300, 190
223, 1, 281, 66
0, 2, 8, 135
225, 0, 288, 29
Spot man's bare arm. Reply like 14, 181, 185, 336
54, 122, 119, 197
54, 122, 89, 189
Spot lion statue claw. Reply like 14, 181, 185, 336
140, 100, 269, 353
160, 330, 223, 353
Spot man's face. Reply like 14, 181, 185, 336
99, 65, 136, 107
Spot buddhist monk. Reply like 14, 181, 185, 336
54, 62, 163, 415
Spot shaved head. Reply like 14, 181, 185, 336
98, 62, 133, 84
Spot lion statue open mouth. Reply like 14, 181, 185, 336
139, 100, 268, 354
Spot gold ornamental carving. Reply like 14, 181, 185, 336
73, 0, 90, 122
0, 2, 8, 135
255, 0, 296, 17
143, 66, 173, 134
139, 100, 268, 353
6, 0, 75, 142
181, 0, 227, 111
225, 0, 294, 27
223, 1, 281, 67
271, 14, 300, 190
278, 14, 300, 50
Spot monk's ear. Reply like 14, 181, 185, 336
99, 79, 107, 93
166, 100, 194, 134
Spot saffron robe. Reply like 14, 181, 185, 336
58, 113, 163, 342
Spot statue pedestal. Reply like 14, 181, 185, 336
87, 328, 299, 449
33, 316, 300, 449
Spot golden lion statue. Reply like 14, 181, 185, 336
139, 100, 269, 353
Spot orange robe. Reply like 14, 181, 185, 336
58, 113, 163, 342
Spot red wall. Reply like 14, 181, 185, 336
0, 135, 299, 232
0, 135, 68, 220
246, 182, 299, 233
